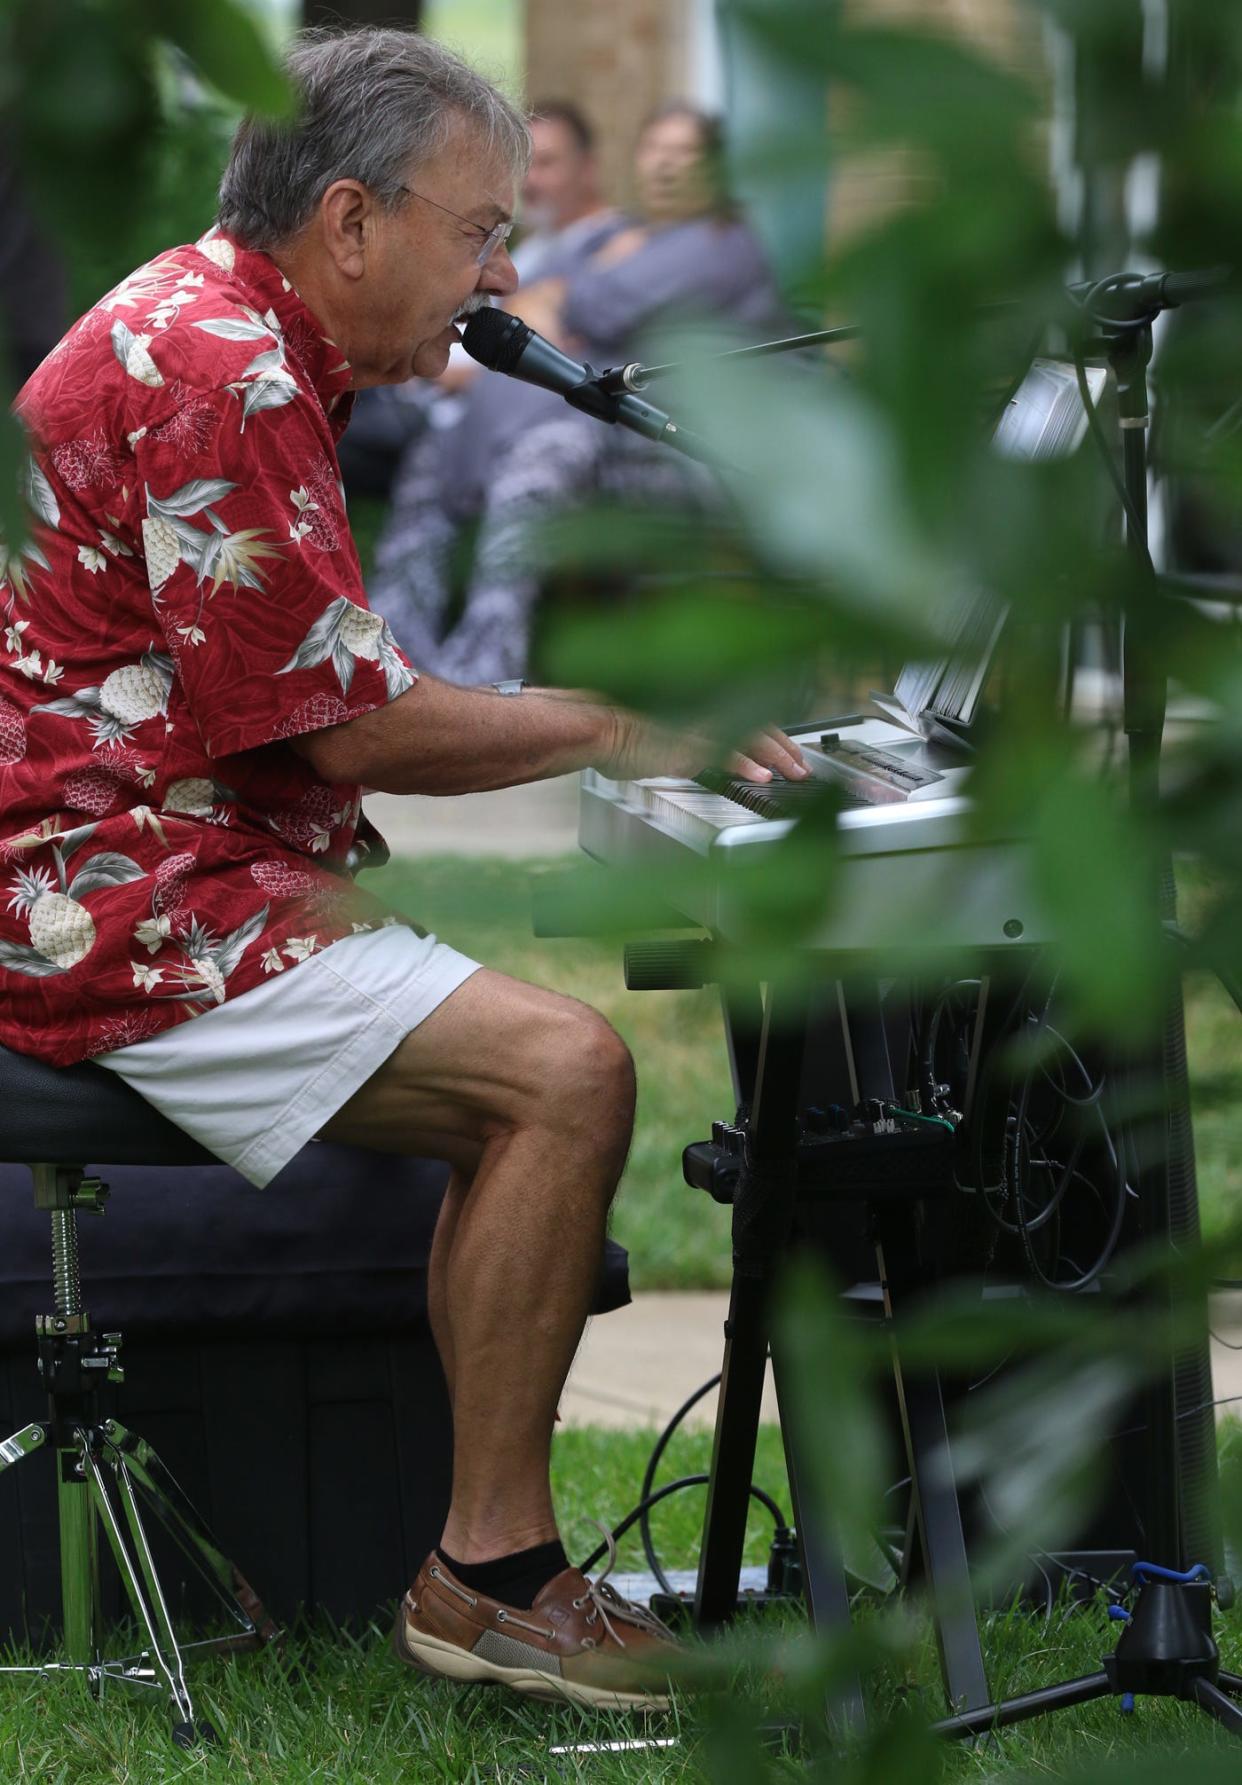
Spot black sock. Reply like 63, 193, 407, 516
436, 1538, 570, 1611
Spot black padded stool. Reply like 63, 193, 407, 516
0, 1042, 278, 1748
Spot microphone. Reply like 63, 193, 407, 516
1069, 266, 1230, 322
460, 307, 682, 447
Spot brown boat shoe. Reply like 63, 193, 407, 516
393, 1540, 680, 1711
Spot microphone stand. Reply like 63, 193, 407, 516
568, 326, 862, 478
581, 275, 1222, 470
593, 325, 862, 397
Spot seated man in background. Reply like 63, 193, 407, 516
0, 27, 806, 1709
336, 100, 619, 501
469, 100, 622, 312
369, 102, 790, 685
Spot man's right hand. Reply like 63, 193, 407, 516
595, 707, 809, 786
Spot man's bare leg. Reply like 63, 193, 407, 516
320, 968, 635, 1562
426, 1168, 470, 1402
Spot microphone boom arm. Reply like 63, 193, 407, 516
597, 324, 862, 396
561, 368, 737, 473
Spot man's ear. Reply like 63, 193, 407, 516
318, 179, 373, 280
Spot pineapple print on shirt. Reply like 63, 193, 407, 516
8, 865, 98, 969
3, 825, 144, 974
0, 229, 417, 1067
34, 648, 174, 746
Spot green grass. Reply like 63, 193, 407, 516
553, 1425, 788, 1584
2, 1426, 1240, 1781
0, 1428, 1234, 1777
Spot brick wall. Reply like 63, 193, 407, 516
523, 0, 695, 210
521, 0, 1046, 237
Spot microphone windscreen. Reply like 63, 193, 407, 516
461, 307, 530, 374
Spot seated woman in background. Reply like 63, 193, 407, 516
368, 103, 789, 686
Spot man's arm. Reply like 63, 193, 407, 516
289, 674, 806, 795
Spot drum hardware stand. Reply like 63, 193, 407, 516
0, 1164, 281, 1750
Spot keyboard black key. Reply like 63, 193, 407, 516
694, 770, 870, 819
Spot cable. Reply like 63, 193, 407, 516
969, 981, 1129, 1292
882, 1102, 956, 1135
575, 1370, 787, 1586
1071, 342, 1155, 576
1110, 1389, 1242, 1447
636, 1373, 727, 1592
576, 1474, 785, 1581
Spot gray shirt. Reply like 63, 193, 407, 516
437, 212, 787, 518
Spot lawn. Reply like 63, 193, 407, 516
2, 1424, 1240, 1781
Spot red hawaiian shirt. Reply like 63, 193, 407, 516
0, 230, 416, 1066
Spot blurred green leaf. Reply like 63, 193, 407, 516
951, 1354, 1131, 1596
831, 26, 1041, 157
772, 1257, 890, 1580
147, 0, 293, 117
0, 340, 29, 552
539, 584, 837, 716
827, 1707, 944, 1785
1027, 772, 1163, 1030
8, 0, 158, 254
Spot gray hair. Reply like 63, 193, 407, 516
217, 27, 531, 250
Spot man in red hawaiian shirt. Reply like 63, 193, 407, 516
0, 29, 805, 1707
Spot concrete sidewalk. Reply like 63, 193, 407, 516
366, 775, 580, 861
561, 1293, 778, 1431
562, 1289, 1242, 1433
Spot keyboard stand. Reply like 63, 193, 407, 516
689, 975, 992, 1729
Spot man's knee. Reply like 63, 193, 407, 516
531, 1001, 636, 1149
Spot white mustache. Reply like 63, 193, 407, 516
453, 295, 492, 324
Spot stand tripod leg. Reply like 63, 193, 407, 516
878, 1226, 990, 1716
695, 1275, 771, 1627
100, 1420, 277, 1647
76, 1436, 218, 1745
695, 985, 808, 1631
1191, 1677, 1242, 1733
894, 1368, 990, 1714
931, 1670, 1113, 1739
771, 1349, 866, 1733
58, 1435, 102, 1671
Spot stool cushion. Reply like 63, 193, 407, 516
0, 1043, 214, 1166
0, 1046, 631, 1343
0, 1142, 631, 1341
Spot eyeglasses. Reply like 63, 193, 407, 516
397, 186, 515, 266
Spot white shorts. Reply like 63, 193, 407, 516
93, 925, 481, 1189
